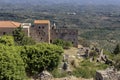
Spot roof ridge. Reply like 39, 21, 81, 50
11, 21, 20, 27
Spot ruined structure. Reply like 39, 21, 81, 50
31, 20, 51, 43
51, 28, 78, 47
0, 20, 78, 47
31, 20, 78, 47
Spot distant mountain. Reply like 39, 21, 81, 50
0, 0, 120, 5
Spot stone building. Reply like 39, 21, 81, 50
0, 21, 30, 36
0, 21, 21, 36
21, 23, 31, 37
31, 20, 78, 47
51, 28, 78, 47
0, 20, 78, 47
30, 20, 51, 43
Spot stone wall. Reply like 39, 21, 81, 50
31, 23, 50, 43
0, 28, 28, 36
51, 28, 78, 47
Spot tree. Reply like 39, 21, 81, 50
113, 44, 120, 55
13, 27, 35, 45
0, 44, 27, 80
20, 43, 63, 75
0, 36, 14, 46
13, 27, 25, 45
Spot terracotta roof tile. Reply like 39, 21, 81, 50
0, 21, 21, 28
34, 20, 50, 24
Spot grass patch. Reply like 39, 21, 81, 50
72, 60, 108, 78
51, 68, 68, 78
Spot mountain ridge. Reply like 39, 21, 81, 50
0, 0, 120, 5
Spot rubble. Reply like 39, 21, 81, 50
95, 67, 120, 80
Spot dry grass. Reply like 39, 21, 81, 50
64, 47, 78, 56
52, 76, 93, 80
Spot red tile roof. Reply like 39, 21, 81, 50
34, 20, 50, 24
0, 21, 21, 28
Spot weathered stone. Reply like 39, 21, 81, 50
36, 71, 53, 80
95, 68, 120, 80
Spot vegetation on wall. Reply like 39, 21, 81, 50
13, 27, 36, 45
53, 39, 73, 49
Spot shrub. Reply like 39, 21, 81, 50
113, 54, 120, 70
51, 68, 67, 78
0, 44, 27, 80
21, 36, 36, 45
113, 44, 120, 55
20, 43, 63, 75
53, 39, 73, 49
13, 27, 35, 45
0, 36, 14, 46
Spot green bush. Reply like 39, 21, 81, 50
53, 39, 73, 49
21, 36, 36, 45
20, 43, 63, 75
0, 44, 27, 80
0, 36, 14, 46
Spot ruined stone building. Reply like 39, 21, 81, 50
0, 20, 78, 47
31, 20, 78, 47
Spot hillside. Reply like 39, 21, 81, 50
0, 2, 120, 50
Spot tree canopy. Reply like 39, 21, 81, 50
0, 36, 14, 46
0, 44, 27, 80
13, 27, 35, 45
20, 43, 63, 75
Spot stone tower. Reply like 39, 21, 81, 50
31, 20, 50, 43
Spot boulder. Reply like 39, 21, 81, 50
36, 71, 53, 80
